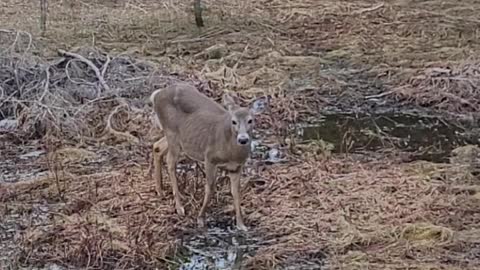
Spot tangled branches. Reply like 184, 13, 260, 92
0, 30, 213, 142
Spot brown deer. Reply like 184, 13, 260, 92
150, 83, 255, 231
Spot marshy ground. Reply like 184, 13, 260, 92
1, 0, 480, 269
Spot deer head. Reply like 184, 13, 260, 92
222, 93, 255, 146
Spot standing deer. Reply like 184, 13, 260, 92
150, 83, 255, 231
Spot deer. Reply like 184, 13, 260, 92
150, 83, 256, 231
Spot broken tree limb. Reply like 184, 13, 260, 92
57, 49, 111, 92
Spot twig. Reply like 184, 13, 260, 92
101, 55, 111, 79
126, 2, 148, 14
39, 65, 50, 103
0, 29, 32, 55
73, 96, 115, 116
352, 3, 385, 15
0, 29, 19, 55
104, 104, 139, 144
65, 59, 97, 88
0, 89, 19, 108
365, 90, 396, 99
19, 30, 33, 56
58, 49, 111, 92
233, 44, 249, 71
100, 55, 112, 98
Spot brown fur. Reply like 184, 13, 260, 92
151, 83, 254, 231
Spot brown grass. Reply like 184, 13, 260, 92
1, 0, 480, 269
2, 0, 480, 115
242, 158, 479, 269
2, 150, 479, 269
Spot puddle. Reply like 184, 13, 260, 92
297, 112, 480, 162
176, 223, 258, 270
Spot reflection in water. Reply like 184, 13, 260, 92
178, 225, 254, 270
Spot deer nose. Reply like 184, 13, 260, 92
238, 138, 249, 145
237, 134, 250, 145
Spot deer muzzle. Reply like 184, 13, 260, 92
237, 133, 250, 145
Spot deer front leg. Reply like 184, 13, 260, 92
197, 160, 216, 228
230, 170, 247, 231
152, 137, 168, 197
166, 148, 185, 216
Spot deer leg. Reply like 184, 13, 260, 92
197, 160, 216, 228
230, 171, 247, 231
152, 137, 168, 197
166, 147, 185, 216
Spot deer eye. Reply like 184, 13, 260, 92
247, 119, 253, 124
232, 120, 237, 125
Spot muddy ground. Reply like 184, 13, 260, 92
1, 0, 480, 269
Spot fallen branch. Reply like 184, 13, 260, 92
104, 104, 139, 144
58, 49, 111, 92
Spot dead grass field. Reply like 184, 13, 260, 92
1, 0, 480, 269
2, 0, 480, 114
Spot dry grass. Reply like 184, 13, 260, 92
242, 158, 480, 269
2, 0, 480, 115
1, 0, 480, 269
2, 149, 479, 269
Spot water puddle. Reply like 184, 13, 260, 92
297, 112, 480, 162
176, 223, 258, 270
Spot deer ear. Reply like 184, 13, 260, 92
222, 93, 236, 111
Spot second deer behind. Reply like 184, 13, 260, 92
150, 83, 257, 231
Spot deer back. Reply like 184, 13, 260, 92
152, 83, 234, 162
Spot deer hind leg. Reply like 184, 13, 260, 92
166, 143, 185, 216
152, 137, 168, 197
229, 170, 248, 231
197, 160, 217, 228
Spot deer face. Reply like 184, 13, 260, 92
230, 107, 254, 145
223, 94, 255, 146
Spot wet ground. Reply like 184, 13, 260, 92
297, 111, 480, 163
176, 224, 256, 270
172, 110, 480, 270
2, 109, 479, 270
175, 221, 324, 270
2, 107, 479, 270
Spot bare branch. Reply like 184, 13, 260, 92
58, 49, 111, 92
